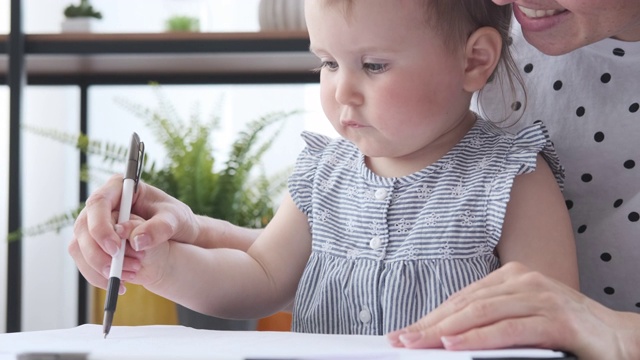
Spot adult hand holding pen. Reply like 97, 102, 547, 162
68, 175, 263, 293
69, 174, 190, 293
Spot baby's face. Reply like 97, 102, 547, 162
305, 0, 476, 174
494, 0, 640, 55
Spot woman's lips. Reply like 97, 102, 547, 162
513, 4, 570, 32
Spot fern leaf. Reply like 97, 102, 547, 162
7, 204, 85, 242
13, 84, 298, 240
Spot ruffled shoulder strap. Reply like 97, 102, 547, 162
509, 121, 565, 190
485, 121, 565, 249
288, 131, 335, 216
299, 130, 333, 156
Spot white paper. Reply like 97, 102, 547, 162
0, 324, 566, 360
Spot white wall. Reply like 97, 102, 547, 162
22, 87, 81, 331
2, 0, 334, 332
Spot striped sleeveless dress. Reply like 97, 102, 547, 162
288, 118, 563, 335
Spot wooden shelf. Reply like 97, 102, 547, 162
0, 32, 320, 84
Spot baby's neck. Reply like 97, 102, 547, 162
366, 112, 477, 178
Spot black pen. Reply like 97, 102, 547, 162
103, 132, 144, 338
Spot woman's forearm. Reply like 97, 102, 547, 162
606, 309, 640, 359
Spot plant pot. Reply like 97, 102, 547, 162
163, 0, 208, 32
61, 17, 98, 33
258, 0, 306, 32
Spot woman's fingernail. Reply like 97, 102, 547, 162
119, 284, 127, 295
441, 335, 463, 349
133, 234, 150, 251
104, 240, 119, 256
399, 332, 421, 345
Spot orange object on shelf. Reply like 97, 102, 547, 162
256, 312, 292, 331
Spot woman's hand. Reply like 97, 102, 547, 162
387, 262, 640, 360
68, 174, 200, 293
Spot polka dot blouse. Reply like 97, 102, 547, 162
479, 24, 640, 313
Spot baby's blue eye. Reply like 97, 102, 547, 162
363, 63, 388, 73
321, 61, 339, 70
311, 61, 338, 73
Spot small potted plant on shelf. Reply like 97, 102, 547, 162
165, 15, 200, 32
61, 0, 103, 33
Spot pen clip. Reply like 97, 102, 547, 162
134, 140, 145, 193
125, 132, 145, 193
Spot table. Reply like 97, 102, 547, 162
0, 324, 574, 360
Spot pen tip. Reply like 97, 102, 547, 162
104, 333, 108, 339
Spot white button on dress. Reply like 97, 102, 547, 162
359, 309, 371, 323
374, 189, 387, 200
369, 236, 381, 250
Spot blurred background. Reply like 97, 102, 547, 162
1, 0, 336, 332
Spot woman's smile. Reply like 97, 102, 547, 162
513, 3, 571, 33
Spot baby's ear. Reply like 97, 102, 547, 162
462, 27, 502, 92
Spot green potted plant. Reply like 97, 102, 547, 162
12, 85, 298, 330
61, 0, 103, 33
165, 15, 200, 32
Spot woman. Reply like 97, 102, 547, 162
387, 1, 640, 359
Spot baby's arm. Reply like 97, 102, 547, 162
496, 155, 579, 289
145, 193, 312, 319
191, 215, 263, 251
